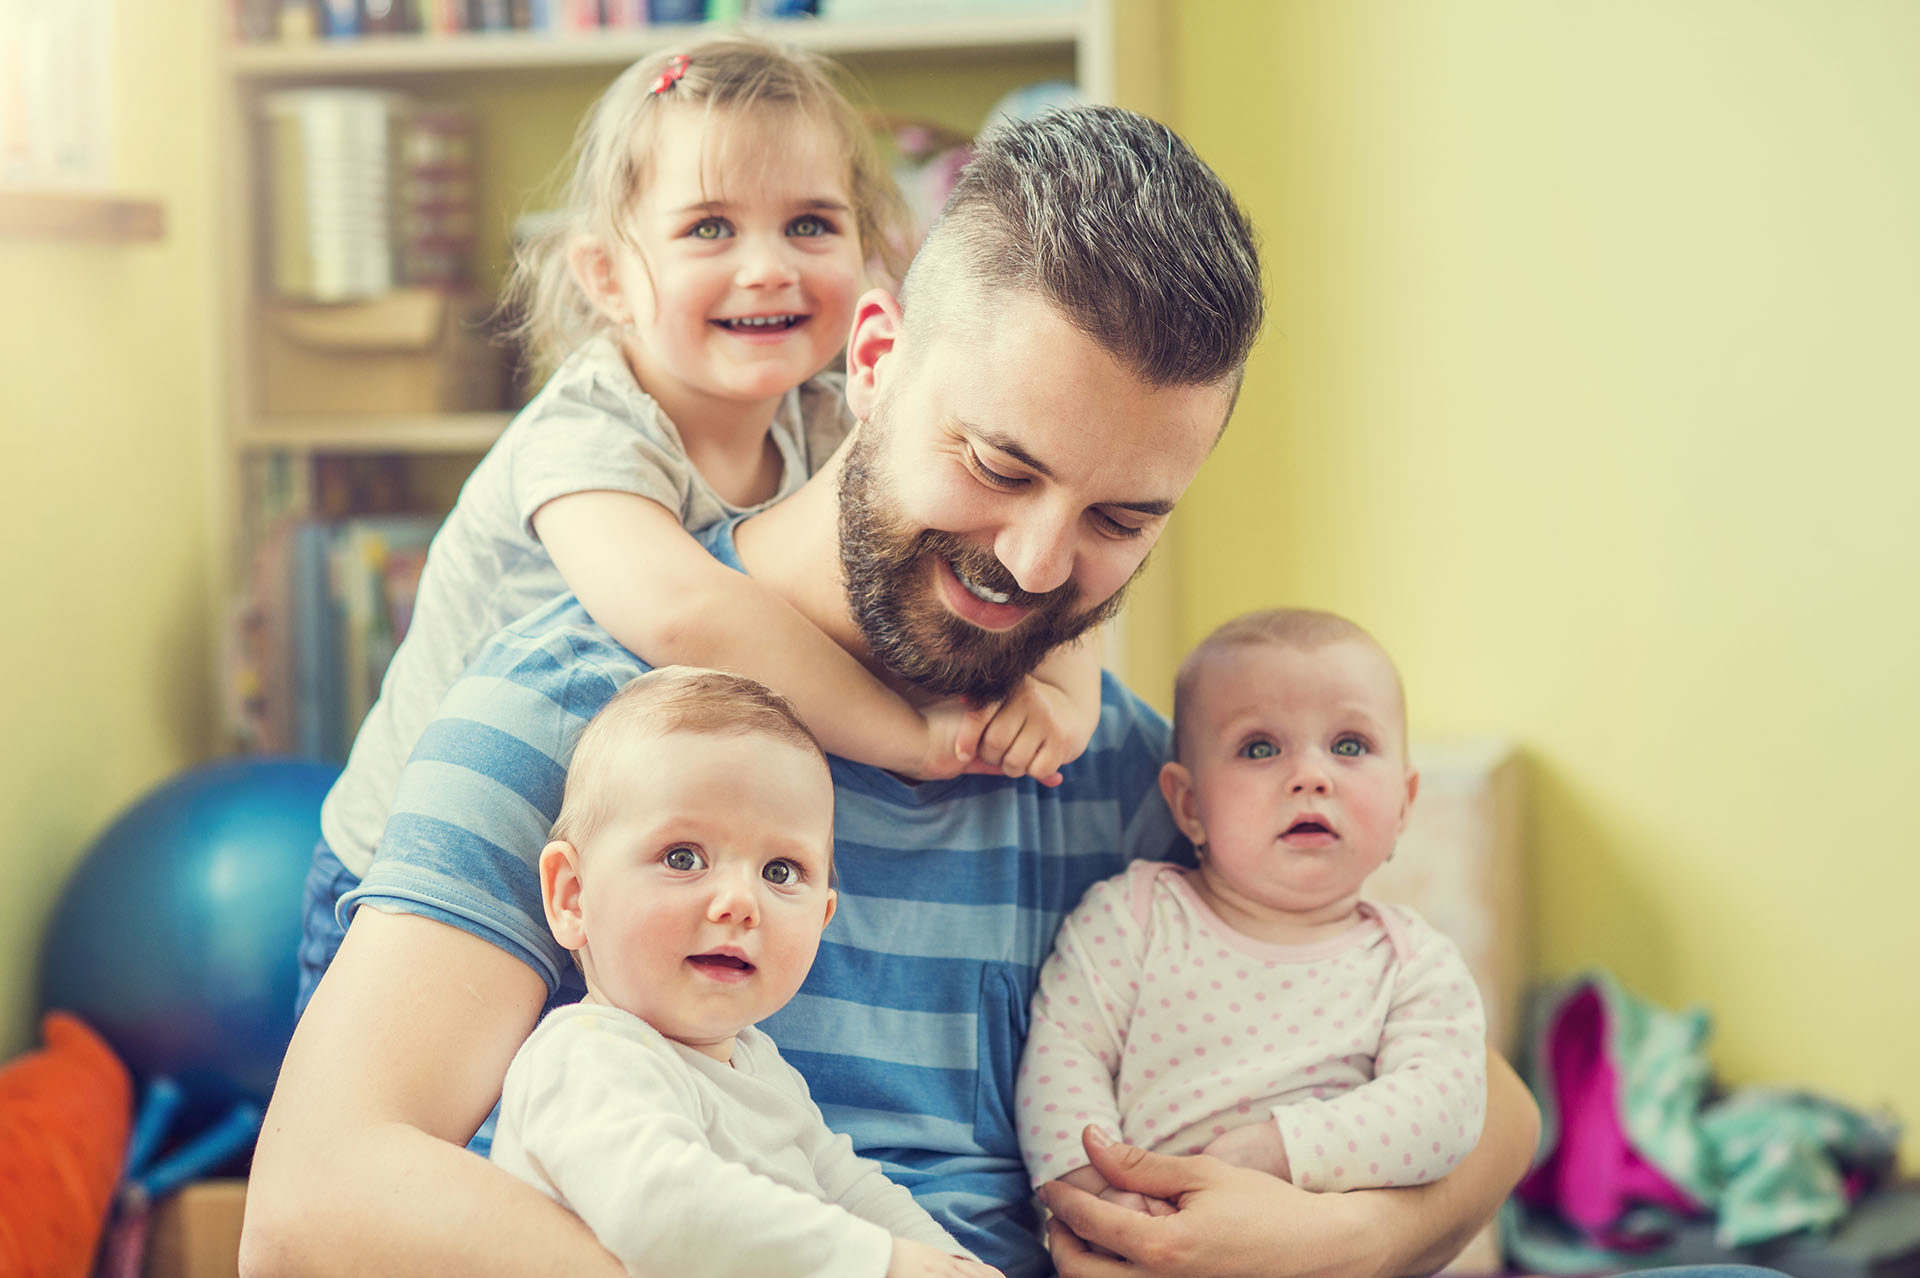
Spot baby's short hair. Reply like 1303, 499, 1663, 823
1171, 608, 1404, 761
550, 665, 829, 849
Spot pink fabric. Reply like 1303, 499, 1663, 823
1518, 987, 1698, 1244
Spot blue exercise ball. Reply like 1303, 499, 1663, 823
37, 757, 338, 1122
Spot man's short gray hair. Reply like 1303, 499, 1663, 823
900, 105, 1264, 391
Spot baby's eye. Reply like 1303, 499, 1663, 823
762, 859, 801, 886
1332, 737, 1369, 758
663, 845, 705, 871
688, 218, 731, 240
788, 213, 833, 237
1240, 740, 1277, 760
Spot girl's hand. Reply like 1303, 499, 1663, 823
911, 700, 999, 782
886, 1236, 1004, 1277
974, 676, 1096, 787
1200, 1119, 1292, 1181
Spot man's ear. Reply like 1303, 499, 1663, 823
1158, 762, 1208, 847
568, 236, 627, 325
844, 287, 903, 419
539, 839, 589, 953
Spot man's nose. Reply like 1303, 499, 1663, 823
995, 507, 1077, 597
707, 868, 761, 927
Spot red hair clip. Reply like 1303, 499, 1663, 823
650, 54, 690, 96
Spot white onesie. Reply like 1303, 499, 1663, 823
1015, 861, 1486, 1192
492, 1002, 968, 1276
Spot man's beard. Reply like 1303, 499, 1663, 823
837, 403, 1130, 703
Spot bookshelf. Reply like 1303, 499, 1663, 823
208, 0, 1169, 753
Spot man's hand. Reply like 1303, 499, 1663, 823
1200, 1117, 1292, 1180
1039, 1125, 1373, 1278
886, 1237, 1003, 1277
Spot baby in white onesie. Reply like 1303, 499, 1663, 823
490, 666, 999, 1278
1016, 608, 1486, 1209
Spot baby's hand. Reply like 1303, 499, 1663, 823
973, 676, 1096, 787
909, 700, 999, 782
886, 1236, 1004, 1277
1200, 1118, 1292, 1181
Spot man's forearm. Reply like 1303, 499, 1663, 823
243, 1119, 624, 1277
1368, 1049, 1539, 1278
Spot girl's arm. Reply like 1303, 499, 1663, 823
972, 636, 1104, 785
534, 490, 979, 780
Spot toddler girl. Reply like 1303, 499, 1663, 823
317, 40, 1102, 905
1016, 607, 1486, 1207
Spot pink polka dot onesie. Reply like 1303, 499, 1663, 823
1015, 861, 1486, 1192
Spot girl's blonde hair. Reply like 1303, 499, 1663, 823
506, 38, 909, 379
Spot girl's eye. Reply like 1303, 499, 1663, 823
762, 859, 801, 886
1241, 740, 1277, 760
688, 218, 731, 240
1332, 737, 1369, 758
788, 213, 833, 237
967, 447, 1023, 490
663, 845, 705, 871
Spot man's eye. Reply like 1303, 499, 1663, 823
968, 448, 1023, 490
664, 845, 704, 870
1095, 510, 1148, 540
1241, 741, 1277, 760
688, 218, 730, 240
1332, 737, 1368, 757
788, 213, 832, 237
763, 859, 800, 886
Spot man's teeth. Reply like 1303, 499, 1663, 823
720, 314, 800, 329
953, 563, 1011, 605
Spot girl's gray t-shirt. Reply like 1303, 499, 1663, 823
318, 335, 853, 876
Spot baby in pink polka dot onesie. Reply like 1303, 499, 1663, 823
1015, 608, 1486, 1209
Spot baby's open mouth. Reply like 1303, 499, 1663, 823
1284, 819, 1333, 837
689, 953, 754, 973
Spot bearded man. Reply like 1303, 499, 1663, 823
244, 106, 1539, 1278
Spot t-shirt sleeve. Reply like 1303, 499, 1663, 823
507, 369, 694, 538
773, 1049, 972, 1260
338, 614, 644, 993
1274, 909, 1488, 1191
496, 1018, 896, 1278
1016, 870, 1146, 1184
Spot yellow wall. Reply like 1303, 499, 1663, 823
0, 2, 216, 1055
1165, 2, 1920, 1159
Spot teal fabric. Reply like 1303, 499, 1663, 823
1504, 970, 1900, 1272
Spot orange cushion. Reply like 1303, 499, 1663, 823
0, 1012, 133, 1278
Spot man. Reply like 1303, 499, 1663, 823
243, 106, 1537, 1277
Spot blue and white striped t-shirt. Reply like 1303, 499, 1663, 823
340, 518, 1184, 1277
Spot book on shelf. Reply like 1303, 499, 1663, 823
229, 512, 441, 761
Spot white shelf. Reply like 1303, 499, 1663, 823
237, 413, 512, 454
224, 12, 1085, 79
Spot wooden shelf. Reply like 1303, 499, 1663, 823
237, 412, 513, 454
0, 189, 164, 242
224, 12, 1084, 79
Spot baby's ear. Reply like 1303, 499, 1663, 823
539, 839, 589, 953
1158, 761, 1207, 847
1398, 768, 1421, 835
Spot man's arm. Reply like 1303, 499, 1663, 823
1040, 1047, 1539, 1278
240, 909, 625, 1277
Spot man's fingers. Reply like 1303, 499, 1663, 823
1044, 1214, 1128, 1277
1084, 1124, 1207, 1200
1038, 1176, 1155, 1268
